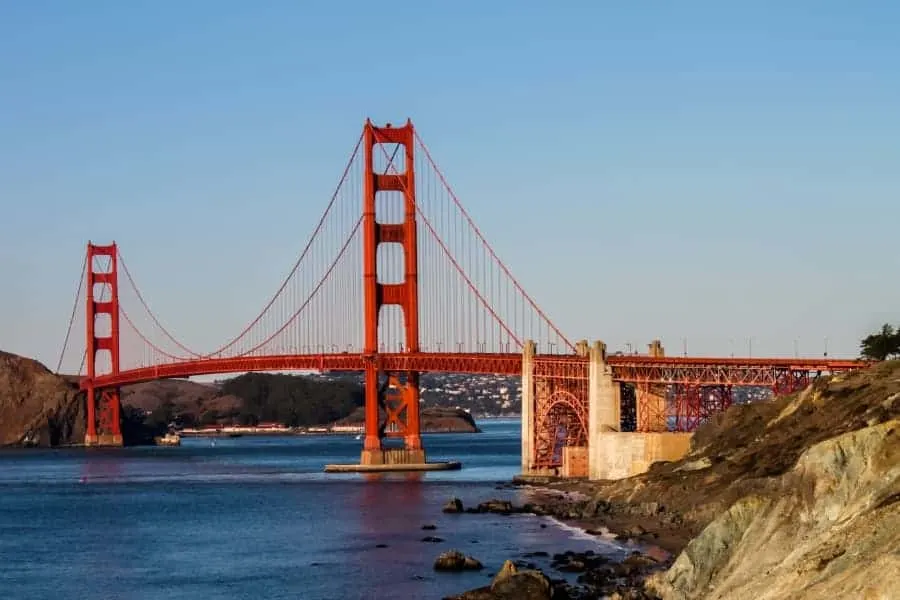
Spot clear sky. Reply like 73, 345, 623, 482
2, 0, 898, 369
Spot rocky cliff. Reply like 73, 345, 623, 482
646, 418, 899, 600
568, 360, 900, 599
0, 351, 85, 447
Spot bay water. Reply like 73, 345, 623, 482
0, 419, 626, 599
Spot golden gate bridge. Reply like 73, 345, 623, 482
54, 119, 865, 470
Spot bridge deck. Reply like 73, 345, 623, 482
82, 352, 866, 389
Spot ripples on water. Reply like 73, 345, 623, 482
0, 420, 627, 599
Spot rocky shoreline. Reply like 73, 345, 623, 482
433, 495, 675, 599
437, 361, 900, 600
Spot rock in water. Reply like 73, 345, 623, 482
491, 559, 518, 583
443, 497, 464, 513
0, 351, 85, 447
490, 560, 551, 598
477, 499, 515, 514
433, 549, 483, 571
445, 559, 552, 600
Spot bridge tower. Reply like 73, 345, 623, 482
84, 242, 123, 446
360, 119, 425, 466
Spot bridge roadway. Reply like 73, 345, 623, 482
81, 352, 864, 390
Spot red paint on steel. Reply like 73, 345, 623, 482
362, 120, 422, 451
85, 243, 122, 442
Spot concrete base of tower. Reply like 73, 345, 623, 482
83, 434, 99, 446
96, 433, 124, 447
361, 448, 426, 465
324, 448, 461, 473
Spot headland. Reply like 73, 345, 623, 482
442, 360, 900, 599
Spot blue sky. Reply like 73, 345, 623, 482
1, 0, 898, 369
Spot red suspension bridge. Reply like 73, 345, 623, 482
56, 119, 865, 467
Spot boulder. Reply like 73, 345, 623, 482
489, 560, 551, 599
434, 550, 483, 572
444, 560, 552, 600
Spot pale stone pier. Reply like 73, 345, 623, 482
521, 338, 692, 481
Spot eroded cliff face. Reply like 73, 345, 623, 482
646, 419, 900, 600
544, 361, 900, 599
573, 361, 900, 537
0, 351, 85, 447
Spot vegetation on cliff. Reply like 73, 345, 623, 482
860, 322, 900, 360
219, 372, 363, 426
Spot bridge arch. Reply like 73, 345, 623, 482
533, 389, 588, 469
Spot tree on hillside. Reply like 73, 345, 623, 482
218, 372, 364, 427
860, 323, 900, 361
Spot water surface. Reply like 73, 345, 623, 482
0, 420, 625, 599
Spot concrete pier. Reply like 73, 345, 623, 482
325, 448, 461, 473
520, 340, 536, 475
588, 340, 623, 480
97, 434, 123, 447
84, 434, 123, 447
590, 432, 692, 480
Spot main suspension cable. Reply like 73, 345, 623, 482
55, 250, 88, 374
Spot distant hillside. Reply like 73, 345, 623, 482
333, 406, 479, 433
306, 372, 523, 417
121, 379, 242, 422
121, 374, 485, 432
122, 372, 364, 429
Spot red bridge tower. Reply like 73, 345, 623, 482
84, 242, 123, 446
360, 119, 425, 466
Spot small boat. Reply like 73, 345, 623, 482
355, 434, 363, 440
154, 432, 181, 446
227, 432, 243, 438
